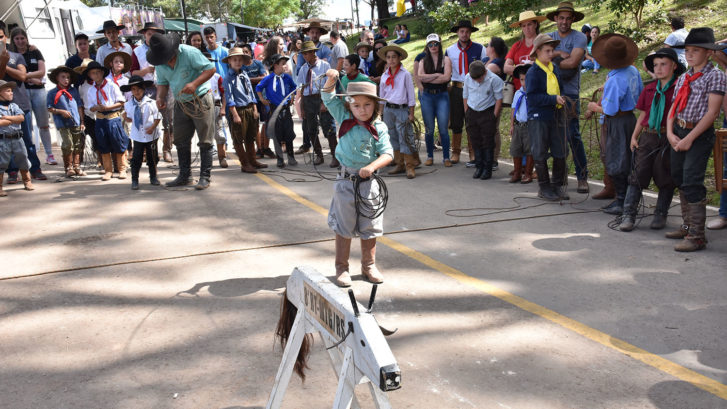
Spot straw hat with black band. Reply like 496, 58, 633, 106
644, 48, 686, 76
138, 22, 166, 34
546, 2, 584, 22
670, 27, 727, 51
299, 41, 320, 53
377, 44, 408, 60
302, 21, 328, 35
145, 33, 180, 66
510, 10, 547, 28
590, 33, 638, 70
48, 66, 78, 85
103, 51, 132, 73
450, 20, 479, 33
221, 47, 252, 64
96, 20, 125, 34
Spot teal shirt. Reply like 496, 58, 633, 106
322, 91, 393, 169
340, 72, 375, 90
155, 44, 215, 102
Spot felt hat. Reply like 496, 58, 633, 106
146, 33, 180, 66
221, 47, 252, 64
299, 41, 320, 53
512, 63, 532, 78
138, 22, 166, 34
469, 60, 486, 79
334, 80, 386, 102
302, 21, 329, 35
48, 65, 78, 85
120, 75, 154, 92
450, 20, 479, 33
103, 51, 132, 73
74, 32, 89, 41
0, 79, 18, 91
671, 27, 727, 51
73, 58, 96, 74
425, 33, 441, 45
546, 2, 584, 22
510, 10, 547, 28
354, 42, 373, 53
96, 20, 125, 34
377, 44, 408, 60
82, 60, 110, 78
644, 48, 686, 76
529, 33, 560, 58
590, 33, 638, 69
270, 53, 290, 65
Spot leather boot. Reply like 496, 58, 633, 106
675, 200, 707, 252
404, 153, 416, 179
666, 190, 689, 239
593, 172, 616, 200
63, 153, 74, 177
0, 173, 6, 196
148, 156, 160, 185
619, 185, 642, 232
651, 188, 674, 230
101, 153, 113, 181
115, 153, 127, 179
361, 238, 383, 284
195, 146, 213, 190
234, 142, 257, 173
166, 147, 193, 187
217, 144, 228, 168
286, 142, 297, 166
73, 153, 86, 176
411, 149, 422, 168
247, 141, 268, 169
131, 162, 140, 190
509, 156, 523, 183
334, 234, 352, 287
480, 148, 493, 180
163, 130, 174, 163
536, 160, 558, 201
451, 133, 462, 163
521, 156, 534, 184
20, 169, 34, 190
328, 136, 340, 168
388, 151, 406, 175
551, 158, 569, 200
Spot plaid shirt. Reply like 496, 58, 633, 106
672, 63, 726, 123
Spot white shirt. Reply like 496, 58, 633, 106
664, 28, 689, 67
133, 44, 155, 81
124, 96, 162, 143
96, 42, 133, 66
209, 72, 223, 101
87, 79, 125, 108
106, 72, 131, 102
79, 80, 96, 119
446, 42, 487, 82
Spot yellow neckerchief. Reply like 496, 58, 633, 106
535, 58, 561, 108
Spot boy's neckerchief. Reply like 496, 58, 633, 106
535, 58, 561, 108
648, 73, 677, 135
385, 63, 401, 88
669, 69, 703, 119
338, 116, 379, 141
111, 72, 124, 86
54, 86, 74, 105
95, 79, 109, 104
347, 72, 358, 81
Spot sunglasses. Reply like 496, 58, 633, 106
427, 42, 440, 48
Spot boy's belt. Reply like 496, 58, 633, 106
422, 88, 446, 94
451, 81, 464, 88
0, 131, 23, 139
676, 118, 698, 129
95, 110, 122, 119
643, 127, 667, 135
513, 119, 527, 127
607, 110, 633, 118
385, 102, 408, 109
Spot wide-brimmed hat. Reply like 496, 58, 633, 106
644, 48, 686, 76
103, 51, 132, 73
591, 33, 638, 69
73, 58, 95, 74
510, 10, 547, 28
546, 2, 584, 22
48, 66, 78, 85
354, 42, 373, 53
221, 47, 252, 64
82, 60, 110, 78
450, 20, 478, 33
270, 53, 290, 65
302, 21, 328, 35
672, 27, 727, 51
377, 44, 408, 60
146, 33, 180, 66
512, 63, 532, 78
138, 22, 166, 34
530, 33, 560, 58
426, 33, 441, 45
0, 80, 18, 91
96, 20, 125, 34
299, 41, 320, 53
120, 75, 154, 92
334, 81, 385, 102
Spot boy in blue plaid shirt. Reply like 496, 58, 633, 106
0, 80, 33, 195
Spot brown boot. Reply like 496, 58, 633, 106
20, 169, 34, 190
62, 153, 75, 177
509, 156, 522, 183
115, 153, 127, 179
217, 144, 228, 168
404, 153, 416, 179
675, 200, 708, 252
0, 173, 6, 196
388, 151, 406, 175
234, 142, 257, 173
468, 144, 474, 166
592, 172, 616, 200
361, 238, 383, 284
73, 153, 87, 176
162, 130, 174, 163
411, 150, 422, 168
451, 133, 462, 163
522, 156, 534, 184
246, 141, 268, 169
100, 153, 113, 180
666, 191, 689, 239
334, 234, 352, 287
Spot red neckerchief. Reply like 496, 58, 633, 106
385, 64, 401, 89
54, 86, 73, 105
347, 72, 358, 81
95, 80, 109, 105
111, 73, 123, 86
669, 71, 704, 119
458, 41, 472, 75
338, 117, 379, 140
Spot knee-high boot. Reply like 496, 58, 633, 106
100, 153, 113, 181
388, 151, 406, 175
334, 234, 352, 287
674, 199, 707, 252
650, 188, 674, 230
551, 157, 569, 200
361, 238, 383, 284
451, 133, 462, 163
619, 185, 642, 232
521, 155, 534, 184
217, 143, 228, 168
536, 160, 558, 201
165, 147, 192, 187
115, 153, 127, 179
666, 190, 689, 239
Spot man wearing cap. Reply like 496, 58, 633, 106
95, 20, 132, 66
445, 20, 487, 164
546, 2, 590, 194
149, 33, 217, 190
65, 33, 96, 70
295, 22, 332, 76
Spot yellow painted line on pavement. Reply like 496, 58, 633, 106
255, 172, 727, 401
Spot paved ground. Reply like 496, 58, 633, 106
1, 119, 726, 409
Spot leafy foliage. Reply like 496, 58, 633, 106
427, 1, 472, 34
295, 0, 327, 20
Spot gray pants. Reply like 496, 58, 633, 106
213, 104, 227, 145
383, 106, 412, 155
328, 166, 384, 239
173, 92, 215, 150
0, 137, 30, 172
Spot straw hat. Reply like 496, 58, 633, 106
221, 47, 252, 64
299, 41, 320, 53
103, 51, 132, 73
48, 66, 78, 85
334, 81, 385, 102
546, 2, 584, 22
73, 58, 95, 74
302, 21, 329, 35
510, 10, 547, 28
377, 44, 408, 60
590, 33, 638, 69
529, 33, 561, 58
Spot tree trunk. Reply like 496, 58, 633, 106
376, 0, 390, 19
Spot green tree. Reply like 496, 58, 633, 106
296, 0, 326, 19
234, 0, 300, 27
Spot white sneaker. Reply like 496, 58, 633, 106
706, 216, 727, 230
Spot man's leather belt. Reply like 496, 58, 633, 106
385, 103, 407, 109
0, 131, 23, 139
676, 118, 697, 129
451, 81, 464, 88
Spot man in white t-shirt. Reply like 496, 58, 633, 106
664, 16, 689, 67
329, 31, 348, 71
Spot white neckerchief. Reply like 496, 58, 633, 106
273, 74, 284, 93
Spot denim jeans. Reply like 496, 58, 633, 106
565, 93, 588, 180
670, 125, 714, 203
420, 91, 450, 160
6, 111, 42, 174
582, 59, 600, 71
27, 87, 53, 156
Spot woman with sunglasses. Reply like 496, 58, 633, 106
418, 34, 452, 166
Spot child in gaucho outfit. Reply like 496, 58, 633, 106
47, 66, 85, 178
665, 27, 727, 252
320, 69, 394, 288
